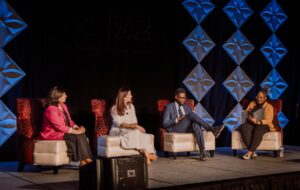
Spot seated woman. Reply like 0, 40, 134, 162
239, 89, 275, 160
109, 87, 157, 165
38, 86, 93, 166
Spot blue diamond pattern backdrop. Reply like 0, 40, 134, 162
0, 0, 27, 146
183, 25, 215, 63
182, 0, 288, 131
223, 0, 253, 28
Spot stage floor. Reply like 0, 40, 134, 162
1, 146, 300, 189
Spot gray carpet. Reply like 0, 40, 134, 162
1, 146, 300, 189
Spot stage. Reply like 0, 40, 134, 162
1, 146, 300, 189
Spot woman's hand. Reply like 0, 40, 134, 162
136, 125, 145, 133
73, 125, 80, 130
248, 115, 258, 125
71, 126, 85, 134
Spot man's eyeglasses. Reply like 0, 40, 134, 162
177, 96, 187, 99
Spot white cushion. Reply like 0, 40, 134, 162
33, 140, 69, 165
97, 135, 155, 158
34, 140, 67, 153
231, 131, 282, 150
163, 131, 215, 152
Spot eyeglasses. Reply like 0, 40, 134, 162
177, 96, 187, 99
256, 96, 266, 99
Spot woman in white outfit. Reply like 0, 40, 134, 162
109, 88, 157, 164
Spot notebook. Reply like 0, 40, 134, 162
241, 108, 264, 124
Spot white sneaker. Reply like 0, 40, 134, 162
242, 153, 252, 160
252, 152, 258, 158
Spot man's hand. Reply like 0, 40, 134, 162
247, 115, 258, 125
177, 115, 185, 122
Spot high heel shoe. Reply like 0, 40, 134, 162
149, 154, 158, 161
144, 153, 151, 165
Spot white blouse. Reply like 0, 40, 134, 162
111, 103, 138, 128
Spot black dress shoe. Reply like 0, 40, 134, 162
199, 153, 207, 161
213, 124, 225, 138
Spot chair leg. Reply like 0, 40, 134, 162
209, 150, 215, 157
18, 162, 25, 172
173, 152, 177, 159
232, 150, 237, 157
187, 152, 191, 156
273, 150, 280, 157
53, 166, 59, 174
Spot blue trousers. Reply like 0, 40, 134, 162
169, 112, 213, 150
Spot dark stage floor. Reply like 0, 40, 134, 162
1, 146, 300, 189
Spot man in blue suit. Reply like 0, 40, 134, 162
162, 88, 225, 161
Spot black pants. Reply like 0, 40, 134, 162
63, 133, 93, 162
170, 112, 213, 150
239, 122, 270, 152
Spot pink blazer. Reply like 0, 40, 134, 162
38, 103, 75, 140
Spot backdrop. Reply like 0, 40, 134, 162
1, 0, 299, 161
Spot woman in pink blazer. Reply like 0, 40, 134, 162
39, 86, 93, 166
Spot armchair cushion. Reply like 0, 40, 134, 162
34, 140, 69, 165
164, 132, 215, 153
232, 131, 282, 150
97, 135, 155, 158
157, 99, 195, 151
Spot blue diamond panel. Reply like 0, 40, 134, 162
0, 49, 26, 97
182, 0, 215, 24
194, 103, 215, 126
183, 64, 215, 101
223, 66, 254, 102
223, 0, 253, 28
0, 100, 16, 146
261, 34, 287, 67
223, 30, 254, 65
278, 111, 289, 129
260, 69, 288, 100
183, 25, 215, 63
0, 1, 27, 48
260, 0, 287, 32
223, 103, 243, 132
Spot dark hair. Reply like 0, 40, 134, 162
175, 88, 186, 95
48, 86, 66, 106
114, 87, 131, 116
258, 88, 268, 97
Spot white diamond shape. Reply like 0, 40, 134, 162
223, 103, 243, 132
183, 64, 215, 101
223, 66, 254, 102
194, 103, 215, 126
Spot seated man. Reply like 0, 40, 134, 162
239, 89, 275, 160
162, 88, 225, 161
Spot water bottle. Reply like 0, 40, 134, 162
279, 146, 284, 157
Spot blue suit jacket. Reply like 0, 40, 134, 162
162, 102, 192, 131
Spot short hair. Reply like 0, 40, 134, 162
175, 88, 186, 95
48, 86, 66, 106
258, 88, 268, 97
